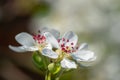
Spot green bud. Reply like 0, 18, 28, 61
48, 63, 61, 74
32, 51, 46, 71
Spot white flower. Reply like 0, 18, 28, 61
42, 31, 96, 68
9, 32, 52, 52
9, 27, 60, 53
42, 31, 78, 68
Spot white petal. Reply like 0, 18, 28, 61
40, 27, 60, 39
71, 50, 96, 62
9, 45, 28, 52
63, 31, 78, 47
15, 32, 35, 46
25, 46, 39, 51
41, 48, 58, 59
9, 45, 38, 52
44, 32, 60, 48
60, 58, 77, 69
40, 27, 49, 33
78, 43, 88, 50
48, 29, 60, 39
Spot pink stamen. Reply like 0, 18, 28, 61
33, 34, 46, 44
60, 39, 75, 54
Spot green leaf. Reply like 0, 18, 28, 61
48, 63, 61, 75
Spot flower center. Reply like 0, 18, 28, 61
58, 38, 75, 53
33, 34, 46, 44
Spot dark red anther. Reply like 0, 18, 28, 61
66, 46, 69, 49
76, 47, 78, 49
33, 37, 37, 40
62, 38, 65, 41
71, 43, 74, 45
38, 30, 41, 33
38, 34, 41, 38
58, 39, 60, 43
61, 44, 65, 47
67, 39, 69, 42
62, 48, 65, 51
68, 50, 71, 53
33, 35, 37, 40
65, 50, 67, 53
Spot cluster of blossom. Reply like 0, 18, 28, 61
9, 27, 96, 69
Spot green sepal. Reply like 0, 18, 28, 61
48, 63, 61, 75
32, 51, 46, 71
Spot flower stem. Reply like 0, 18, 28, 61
45, 71, 51, 80
54, 77, 59, 80
45, 71, 61, 80
55, 68, 65, 80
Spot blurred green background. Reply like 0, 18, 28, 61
0, 0, 120, 80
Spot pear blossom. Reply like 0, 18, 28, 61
9, 32, 47, 52
9, 28, 96, 69
9, 27, 60, 53
42, 31, 96, 69
42, 31, 78, 68
9, 28, 97, 80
